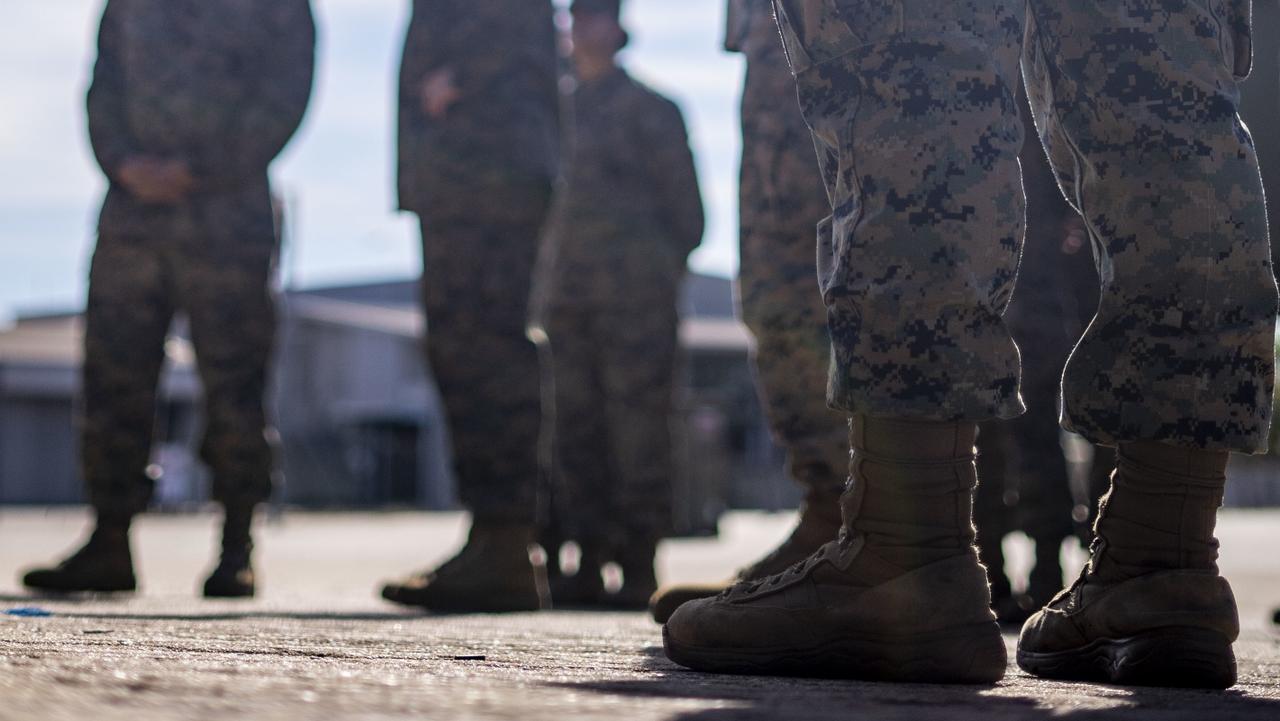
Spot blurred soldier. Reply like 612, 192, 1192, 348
1240, 0, 1280, 276
974, 84, 1104, 625
379, 0, 561, 612
1243, 0, 1280, 630
664, 0, 1274, 689
22, 0, 315, 598
648, 0, 846, 622
536, 0, 705, 608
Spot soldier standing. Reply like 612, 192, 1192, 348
379, 0, 561, 612
649, 0, 846, 621
651, 0, 1102, 628
536, 0, 705, 608
22, 0, 315, 598
664, 0, 1274, 689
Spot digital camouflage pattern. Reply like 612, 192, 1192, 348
537, 67, 704, 542
83, 0, 314, 517
772, 0, 1276, 451
398, 0, 560, 523
728, 0, 848, 505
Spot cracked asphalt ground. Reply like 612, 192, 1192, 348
1, 508, 1277, 720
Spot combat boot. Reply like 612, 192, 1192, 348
22, 516, 136, 593
381, 521, 550, 612
649, 493, 841, 623
203, 504, 257, 598
663, 417, 1005, 683
1018, 442, 1238, 689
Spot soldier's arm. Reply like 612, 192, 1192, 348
405, 0, 502, 120
413, 0, 453, 77
440, 3, 555, 104
643, 99, 706, 258
191, 0, 316, 186
724, 0, 750, 53
86, 0, 137, 182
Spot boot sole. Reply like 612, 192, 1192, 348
663, 621, 1007, 684
1016, 626, 1236, 689
23, 578, 137, 594
204, 585, 255, 599
381, 587, 546, 613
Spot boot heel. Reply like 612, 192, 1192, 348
899, 622, 1007, 684
1110, 627, 1236, 689
845, 622, 1007, 683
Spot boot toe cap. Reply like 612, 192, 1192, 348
21, 567, 58, 590
664, 594, 816, 650
1017, 607, 1074, 655
650, 582, 727, 624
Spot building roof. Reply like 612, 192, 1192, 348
0, 274, 751, 368
0, 315, 197, 368
0, 316, 83, 366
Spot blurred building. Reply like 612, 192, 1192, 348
7, 273, 1278, 518
0, 274, 805, 532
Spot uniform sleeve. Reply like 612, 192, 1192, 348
86, 0, 136, 181
193, 0, 316, 185
400, 1, 557, 125
641, 99, 705, 258
1227, 0, 1253, 79
724, 0, 750, 53
400, 1, 432, 108
398, 2, 511, 100
442, 3, 557, 107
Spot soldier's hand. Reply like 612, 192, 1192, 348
420, 67, 461, 119
118, 156, 168, 203
118, 156, 194, 205
154, 159, 196, 202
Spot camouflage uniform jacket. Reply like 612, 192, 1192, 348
396, 0, 560, 213
543, 67, 705, 306
89, 0, 315, 204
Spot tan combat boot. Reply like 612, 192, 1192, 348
1017, 441, 1238, 688
381, 521, 550, 612
663, 417, 1005, 683
22, 514, 137, 593
649, 491, 842, 623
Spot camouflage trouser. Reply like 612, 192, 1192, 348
417, 177, 552, 524
737, 43, 849, 504
543, 292, 680, 543
773, 0, 1276, 451
83, 184, 278, 518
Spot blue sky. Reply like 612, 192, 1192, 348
0, 0, 745, 324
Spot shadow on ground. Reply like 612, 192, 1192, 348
553, 650, 1280, 721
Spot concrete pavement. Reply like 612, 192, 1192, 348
1, 509, 1277, 720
